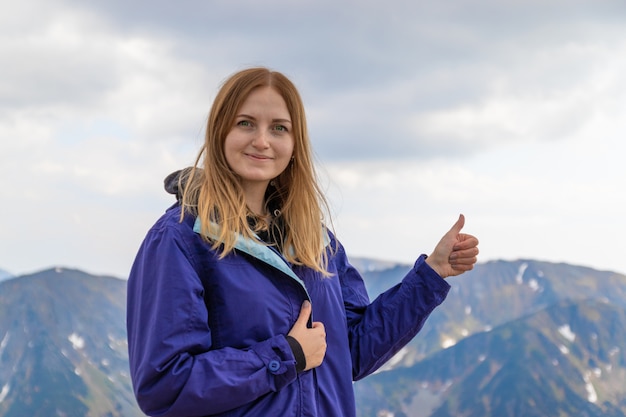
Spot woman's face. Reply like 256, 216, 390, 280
224, 86, 295, 201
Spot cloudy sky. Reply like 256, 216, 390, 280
1, 0, 625, 278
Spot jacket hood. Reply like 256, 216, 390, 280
164, 167, 195, 202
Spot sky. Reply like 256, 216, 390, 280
1, 0, 625, 278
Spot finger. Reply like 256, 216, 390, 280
453, 257, 476, 267
448, 214, 465, 235
451, 263, 475, 272
295, 300, 312, 327
453, 235, 479, 250
311, 321, 325, 331
450, 256, 478, 266
450, 247, 479, 260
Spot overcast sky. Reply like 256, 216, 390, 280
2, 0, 625, 278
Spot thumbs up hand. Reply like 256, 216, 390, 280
426, 214, 479, 279
287, 301, 327, 371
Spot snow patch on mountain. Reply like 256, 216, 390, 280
528, 278, 542, 292
583, 371, 598, 403
558, 325, 576, 342
0, 332, 9, 357
0, 384, 9, 404
515, 263, 528, 284
442, 337, 456, 349
68, 333, 85, 350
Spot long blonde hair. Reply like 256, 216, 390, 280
181, 67, 332, 274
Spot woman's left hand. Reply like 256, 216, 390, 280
426, 214, 479, 279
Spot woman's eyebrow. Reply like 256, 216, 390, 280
235, 114, 291, 124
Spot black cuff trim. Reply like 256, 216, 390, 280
286, 335, 306, 373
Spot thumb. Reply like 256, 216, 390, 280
294, 300, 312, 328
448, 214, 465, 235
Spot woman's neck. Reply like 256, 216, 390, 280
241, 182, 269, 216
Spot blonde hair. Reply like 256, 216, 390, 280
181, 67, 332, 274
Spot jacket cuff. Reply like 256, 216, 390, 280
252, 336, 298, 391
285, 336, 306, 373
414, 254, 451, 293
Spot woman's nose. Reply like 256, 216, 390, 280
251, 129, 270, 148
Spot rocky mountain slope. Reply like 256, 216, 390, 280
354, 259, 626, 416
0, 268, 141, 417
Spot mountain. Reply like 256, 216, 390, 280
354, 298, 626, 417
1, 259, 625, 417
353, 259, 626, 417
0, 270, 13, 282
359, 259, 626, 365
0, 267, 142, 417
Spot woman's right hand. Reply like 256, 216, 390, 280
287, 301, 326, 371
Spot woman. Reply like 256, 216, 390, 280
127, 67, 479, 417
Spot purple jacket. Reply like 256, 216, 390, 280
127, 204, 450, 416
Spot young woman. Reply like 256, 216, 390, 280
127, 67, 479, 417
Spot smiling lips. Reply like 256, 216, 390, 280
245, 153, 273, 161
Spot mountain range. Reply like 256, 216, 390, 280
1, 259, 625, 417
354, 259, 626, 417
0, 270, 12, 282
0, 268, 141, 417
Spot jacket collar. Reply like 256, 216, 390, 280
193, 218, 310, 296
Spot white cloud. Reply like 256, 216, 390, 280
407, 36, 626, 151
1, 0, 625, 277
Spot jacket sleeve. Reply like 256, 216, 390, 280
126, 222, 297, 417
333, 240, 451, 381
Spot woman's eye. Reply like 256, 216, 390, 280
274, 124, 288, 132
237, 120, 252, 127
